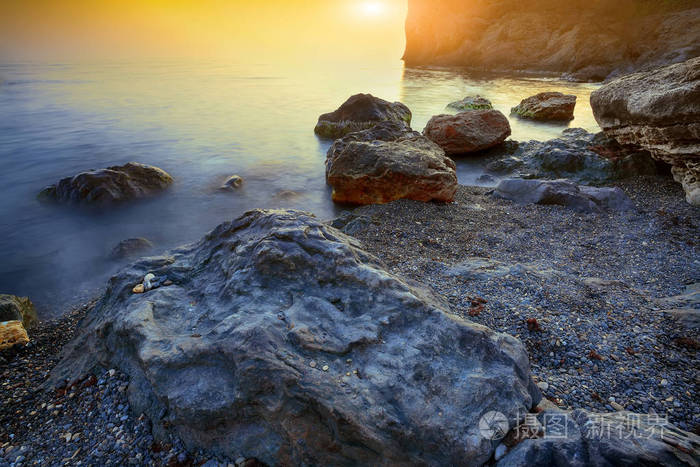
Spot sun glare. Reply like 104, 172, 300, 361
361, 1, 385, 17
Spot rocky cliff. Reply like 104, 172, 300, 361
403, 0, 700, 81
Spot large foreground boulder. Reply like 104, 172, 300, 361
493, 179, 633, 213
423, 110, 511, 155
50, 209, 539, 465
326, 122, 458, 204
39, 162, 174, 205
511, 92, 576, 121
0, 294, 37, 329
591, 57, 700, 205
314, 93, 412, 139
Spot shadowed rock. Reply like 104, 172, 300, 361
38, 162, 173, 205
109, 238, 154, 260
326, 122, 457, 204
493, 179, 633, 212
423, 110, 511, 155
49, 209, 539, 466
511, 92, 576, 121
0, 294, 37, 329
314, 93, 412, 139
591, 57, 700, 205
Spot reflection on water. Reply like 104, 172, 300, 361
0, 60, 599, 317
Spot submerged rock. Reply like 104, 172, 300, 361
109, 238, 154, 260
511, 92, 576, 121
447, 95, 494, 111
493, 179, 633, 213
423, 110, 511, 155
38, 162, 173, 205
0, 294, 37, 329
314, 93, 412, 139
498, 409, 700, 466
591, 57, 700, 205
326, 121, 457, 204
50, 209, 539, 466
219, 175, 244, 191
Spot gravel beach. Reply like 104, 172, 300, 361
1, 175, 698, 465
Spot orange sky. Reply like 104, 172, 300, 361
0, 0, 408, 63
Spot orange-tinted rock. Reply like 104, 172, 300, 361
423, 110, 511, 155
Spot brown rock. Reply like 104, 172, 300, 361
511, 92, 576, 121
422, 110, 511, 155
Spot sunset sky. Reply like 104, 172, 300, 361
0, 0, 408, 63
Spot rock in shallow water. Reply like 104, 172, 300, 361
219, 175, 244, 191
38, 162, 174, 205
326, 121, 458, 204
50, 209, 539, 466
493, 179, 633, 213
314, 93, 412, 139
109, 238, 154, 260
447, 95, 494, 111
591, 57, 700, 205
511, 92, 576, 121
423, 109, 511, 155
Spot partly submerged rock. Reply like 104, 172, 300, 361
314, 93, 412, 139
485, 128, 658, 184
511, 92, 576, 121
423, 110, 511, 155
447, 95, 494, 111
39, 162, 173, 205
326, 121, 458, 204
497, 409, 700, 466
493, 179, 633, 213
591, 57, 700, 205
109, 238, 154, 260
50, 209, 539, 466
219, 175, 244, 191
0, 294, 37, 329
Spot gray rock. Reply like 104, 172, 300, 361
447, 96, 493, 111
591, 57, 700, 205
220, 175, 244, 191
511, 92, 576, 121
50, 209, 539, 466
493, 179, 634, 213
0, 295, 37, 329
498, 409, 700, 466
109, 238, 154, 260
314, 93, 412, 139
38, 162, 174, 205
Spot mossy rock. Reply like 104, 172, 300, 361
447, 96, 494, 111
0, 295, 38, 329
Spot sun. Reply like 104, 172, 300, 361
360, 1, 385, 17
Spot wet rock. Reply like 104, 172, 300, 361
423, 110, 511, 155
0, 321, 30, 350
109, 238, 154, 260
0, 295, 37, 329
314, 93, 412, 139
493, 179, 634, 213
511, 92, 576, 121
38, 162, 173, 205
591, 57, 700, 205
447, 95, 493, 111
326, 122, 457, 204
498, 409, 700, 466
50, 209, 539, 466
220, 175, 244, 191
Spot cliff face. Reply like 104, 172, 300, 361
403, 0, 700, 81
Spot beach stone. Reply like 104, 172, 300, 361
497, 409, 700, 466
110, 238, 154, 260
38, 162, 173, 205
50, 209, 539, 466
314, 93, 412, 139
326, 122, 457, 204
511, 92, 576, 121
220, 175, 244, 191
0, 294, 37, 329
423, 110, 511, 155
447, 96, 493, 111
131, 284, 144, 294
493, 179, 634, 213
591, 57, 700, 205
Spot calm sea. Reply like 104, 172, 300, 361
0, 60, 599, 317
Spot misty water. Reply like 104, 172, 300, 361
0, 60, 600, 317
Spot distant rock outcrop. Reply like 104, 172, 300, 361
403, 0, 700, 81
314, 94, 412, 139
423, 110, 511, 155
50, 209, 539, 466
591, 57, 700, 205
39, 162, 173, 205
